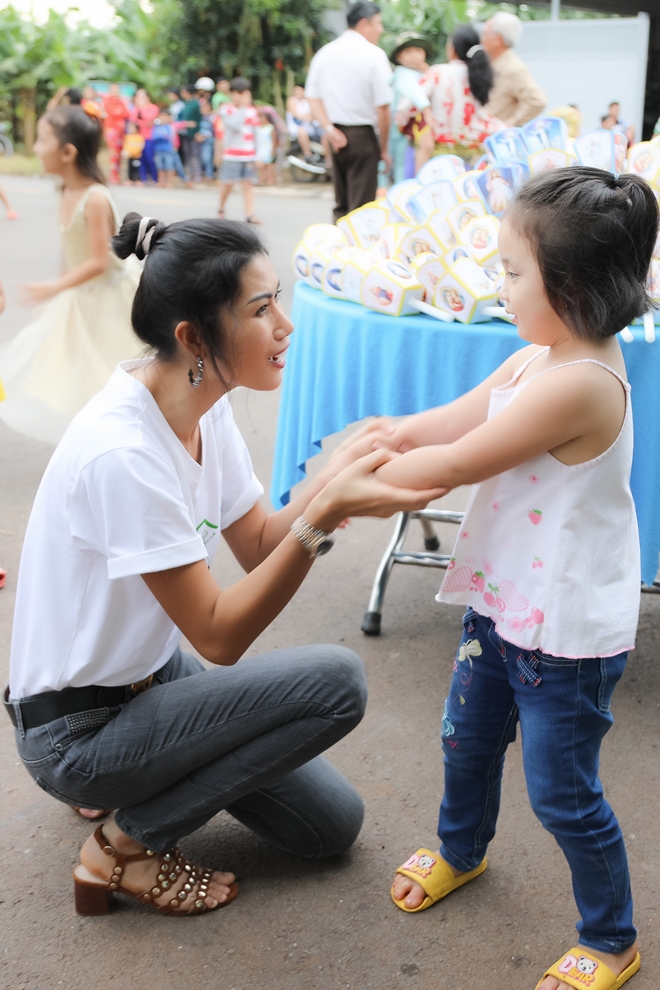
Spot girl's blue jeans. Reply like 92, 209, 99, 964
439, 608, 635, 954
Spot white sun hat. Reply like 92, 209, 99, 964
195, 77, 215, 92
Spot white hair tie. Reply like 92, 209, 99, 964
466, 44, 483, 58
136, 215, 156, 257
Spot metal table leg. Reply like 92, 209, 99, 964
361, 508, 464, 635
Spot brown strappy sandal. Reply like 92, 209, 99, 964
73, 825, 239, 916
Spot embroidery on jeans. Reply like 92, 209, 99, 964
442, 698, 455, 738
516, 652, 542, 687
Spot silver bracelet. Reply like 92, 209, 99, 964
291, 516, 334, 559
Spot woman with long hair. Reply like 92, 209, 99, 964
412, 24, 504, 170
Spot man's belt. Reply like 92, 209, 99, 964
3, 675, 154, 730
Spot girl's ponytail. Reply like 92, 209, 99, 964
451, 25, 493, 107
612, 173, 659, 285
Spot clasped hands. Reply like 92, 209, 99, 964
313, 418, 447, 527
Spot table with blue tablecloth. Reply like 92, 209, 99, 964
272, 282, 660, 586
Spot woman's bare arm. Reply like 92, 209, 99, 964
143, 449, 445, 665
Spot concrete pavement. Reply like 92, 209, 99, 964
1, 175, 659, 990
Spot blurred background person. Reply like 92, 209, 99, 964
102, 83, 130, 185
256, 106, 277, 185
179, 83, 203, 185
121, 120, 144, 185
47, 86, 83, 111
305, 1, 392, 222
481, 12, 546, 127
198, 102, 216, 181
388, 31, 433, 183
412, 25, 503, 171
212, 77, 231, 110
131, 88, 159, 184
0, 185, 19, 220
286, 85, 325, 163
607, 101, 635, 145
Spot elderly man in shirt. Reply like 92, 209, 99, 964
305, 1, 392, 221
481, 12, 546, 128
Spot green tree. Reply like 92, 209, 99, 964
151, 0, 340, 110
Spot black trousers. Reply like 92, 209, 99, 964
330, 124, 380, 222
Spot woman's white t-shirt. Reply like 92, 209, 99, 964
9, 360, 263, 698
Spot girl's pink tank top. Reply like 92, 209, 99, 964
436, 348, 640, 658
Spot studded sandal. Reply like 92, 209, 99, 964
73, 825, 239, 916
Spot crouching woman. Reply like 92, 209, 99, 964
4, 215, 441, 917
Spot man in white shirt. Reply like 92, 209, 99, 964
305, 1, 393, 220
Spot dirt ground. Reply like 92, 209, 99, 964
1, 176, 658, 990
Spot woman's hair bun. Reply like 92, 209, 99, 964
111, 212, 167, 261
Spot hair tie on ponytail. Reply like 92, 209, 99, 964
136, 216, 157, 258
466, 44, 483, 58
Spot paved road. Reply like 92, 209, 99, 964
1, 175, 659, 990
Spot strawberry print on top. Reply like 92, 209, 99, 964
436, 347, 638, 659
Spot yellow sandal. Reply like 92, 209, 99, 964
391, 847, 487, 913
535, 948, 640, 990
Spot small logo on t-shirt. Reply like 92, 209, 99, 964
196, 519, 219, 547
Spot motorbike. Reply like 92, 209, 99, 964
0, 123, 14, 158
287, 136, 330, 183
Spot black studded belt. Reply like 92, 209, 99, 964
3, 675, 154, 730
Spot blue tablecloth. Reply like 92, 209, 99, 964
272, 281, 660, 585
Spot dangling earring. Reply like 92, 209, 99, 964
188, 356, 204, 388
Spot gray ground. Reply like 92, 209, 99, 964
1, 175, 658, 990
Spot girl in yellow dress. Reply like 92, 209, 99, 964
0, 105, 143, 444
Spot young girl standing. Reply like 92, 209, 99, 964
0, 106, 142, 445
377, 168, 655, 990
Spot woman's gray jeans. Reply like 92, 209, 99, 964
15, 644, 367, 854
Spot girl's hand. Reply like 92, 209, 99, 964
319, 419, 397, 483
20, 280, 61, 306
308, 448, 447, 531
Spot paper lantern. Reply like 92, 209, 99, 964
458, 216, 501, 268
361, 259, 424, 316
322, 247, 364, 300
435, 259, 499, 324
303, 223, 349, 250
417, 155, 466, 185
446, 199, 487, 240
409, 252, 446, 300
453, 169, 487, 205
407, 180, 457, 224
337, 201, 390, 249
378, 223, 415, 261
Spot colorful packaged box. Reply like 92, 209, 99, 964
522, 116, 569, 153
342, 251, 374, 304
476, 166, 519, 216
628, 142, 660, 185
399, 223, 453, 261
453, 169, 487, 205
386, 180, 422, 222
407, 180, 457, 224
485, 128, 529, 166
527, 149, 577, 174
434, 258, 499, 323
417, 154, 466, 185
303, 223, 349, 250
321, 247, 363, 300
361, 259, 424, 316
447, 199, 487, 240
426, 209, 457, 249
292, 241, 313, 285
378, 223, 415, 261
458, 215, 501, 268
409, 252, 446, 300
337, 201, 390, 249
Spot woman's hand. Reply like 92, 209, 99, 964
307, 447, 447, 532
20, 280, 61, 306
317, 419, 397, 484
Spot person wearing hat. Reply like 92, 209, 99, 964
389, 31, 434, 182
